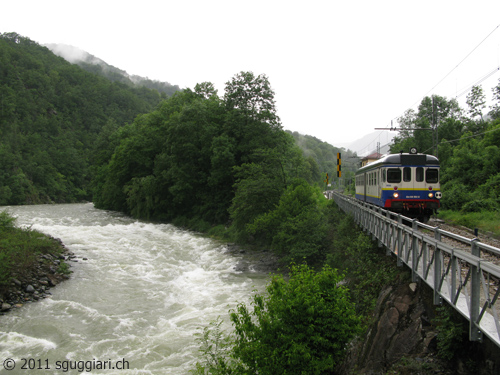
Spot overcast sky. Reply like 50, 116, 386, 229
2, 0, 500, 149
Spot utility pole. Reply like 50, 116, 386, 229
432, 96, 438, 158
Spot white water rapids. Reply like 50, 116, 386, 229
0, 203, 269, 374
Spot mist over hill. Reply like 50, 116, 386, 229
0, 32, 167, 204
45, 43, 181, 96
336, 131, 394, 156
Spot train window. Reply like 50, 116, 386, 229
382, 169, 386, 183
403, 167, 411, 182
387, 168, 401, 183
426, 168, 439, 183
416, 167, 424, 182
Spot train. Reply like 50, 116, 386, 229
354, 148, 442, 222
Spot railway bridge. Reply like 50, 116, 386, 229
327, 190, 500, 349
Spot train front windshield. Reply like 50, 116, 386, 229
387, 168, 401, 183
385, 167, 439, 184
426, 168, 439, 183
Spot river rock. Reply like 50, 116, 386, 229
25, 285, 35, 293
1, 303, 12, 311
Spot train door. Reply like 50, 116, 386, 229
378, 169, 382, 205
416, 167, 424, 192
402, 166, 413, 194
363, 172, 367, 202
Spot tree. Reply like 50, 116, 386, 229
247, 180, 329, 263
229, 263, 361, 374
391, 95, 463, 155
466, 85, 486, 122
224, 71, 280, 128
193, 264, 361, 375
489, 79, 500, 120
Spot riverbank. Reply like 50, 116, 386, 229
225, 243, 281, 274
0, 233, 74, 315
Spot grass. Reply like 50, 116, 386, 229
0, 210, 66, 287
437, 209, 500, 237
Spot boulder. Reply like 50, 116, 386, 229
25, 285, 35, 293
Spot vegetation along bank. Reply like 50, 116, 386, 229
0, 211, 73, 314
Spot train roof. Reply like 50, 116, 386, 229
357, 153, 439, 173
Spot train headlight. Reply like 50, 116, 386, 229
435, 192, 442, 199
428, 192, 434, 198
393, 192, 399, 198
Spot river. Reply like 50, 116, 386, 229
0, 203, 269, 374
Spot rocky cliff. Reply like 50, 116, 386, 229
342, 277, 500, 374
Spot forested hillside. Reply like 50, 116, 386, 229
0, 32, 168, 204
289, 132, 359, 187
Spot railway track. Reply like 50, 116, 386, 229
427, 219, 500, 266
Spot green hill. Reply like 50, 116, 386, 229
0, 32, 174, 204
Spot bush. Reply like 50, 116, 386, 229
193, 264, 361, 375
247, 180, 329, 263
440, 182, 473, 211
433, 305, 466, 360
460, 198, 499, 213
0, 210, 16, 231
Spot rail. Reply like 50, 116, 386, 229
327, 190, 500, 348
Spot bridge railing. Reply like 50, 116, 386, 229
328, 190, 500, 348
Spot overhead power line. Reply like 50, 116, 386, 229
455, 67, 500, 98
370, 24, 500, 154
395, 23, 500, 122
424, 23, 500, 98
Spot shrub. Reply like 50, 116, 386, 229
230, 263, 361, 374
248, 180, 329, 263
193, 264, 361, 375
0, 210, 16, 231
460, 198, 499, 213
433, 305, 466, 360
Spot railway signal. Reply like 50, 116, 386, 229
337, 153, 341, 178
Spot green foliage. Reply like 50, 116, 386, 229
193, 264, 361, 374
0, 210, 16, 231
437, 209, 500, 236
433, 305, 466, 361
247, 180, 328, 263
490, 79, 500, 119
440, 121, 500, 211
289, 132, 358, 187
57, 261, 72, 276
192, 316, 239, 375
325, 204, 400, 316
228, 263, 361, 374
93, 72, 311, 231
390, 90, 500, 217
0, 211, 66, 286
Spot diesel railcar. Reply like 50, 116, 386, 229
355, 149, 442, 222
